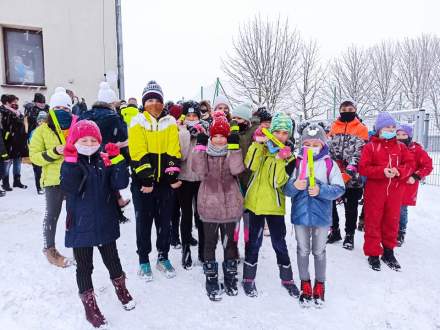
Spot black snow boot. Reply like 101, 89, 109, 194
381, 248, 401, 271
203, 261, 223, 301
182, 244, 192, 270
242, 262, 258, 297
368, 256, 381, 271
279, 264, 300, 298
342, 234, 354, 250
0, 188, 5, 197
13, 175, 27, 189
397, 231, 406, 247
327, 227, 342, 244
223, 259, 238, 296
2, 176, 12, 191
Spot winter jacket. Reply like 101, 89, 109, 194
1, 105, 29, 158
284, 148, 345, 227
129, 111, 181, 186
79, 102, 128, 145
237, 121, 259, 194
0, 112, 7, 160
178, 127, 200, 182
61, 152, 129, 248
359, 137, 415, 200
29, 123, 64, 187
72, 101, 88, 117
244, 142, 295, 216
328, 118, 368, 188
402, 142, 433, 206
24, 102, 49, 136
192, 148, 244, 223
121, 105, 139, 127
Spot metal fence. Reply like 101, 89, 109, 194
299, 109, 440, 186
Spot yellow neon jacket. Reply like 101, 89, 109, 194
121, 105, 140, 126
128, 111, 181, 186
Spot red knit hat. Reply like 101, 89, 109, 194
68, 120, 102, 144
169, 104, 183, 120
210, 114, 230, 138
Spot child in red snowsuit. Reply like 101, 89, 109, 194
396, 124, 433, 246
358, 113, 414, 272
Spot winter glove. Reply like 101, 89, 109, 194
230, 120, 240, 134
188, 125, 199, 137
164, 159, 180, 185
345, 164, 357, 177
196, 132, 209, 146
277, 146, 292, 160
227, 132, 240, 150
63, 143, 78, 163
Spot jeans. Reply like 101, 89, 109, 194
399, 206, 408, 233
294, 225, 328, 282
73, 241, 123, 294
43, 186, 65, 249
4, 157, 21, 177
131, 181, 175, 263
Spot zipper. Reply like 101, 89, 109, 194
156, 120, 161, 181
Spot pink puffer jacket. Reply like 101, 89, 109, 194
192, 148, 245, 223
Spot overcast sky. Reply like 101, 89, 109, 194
121, 0, 440, 103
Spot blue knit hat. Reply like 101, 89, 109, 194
375, 112, 396, 132
397, 123, 413, 138
142, 81, 163, 105
231, 103, 252, 122
270, 112, 293, 137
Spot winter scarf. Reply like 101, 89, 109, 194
207, 141, 228, 157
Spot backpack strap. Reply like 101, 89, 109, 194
325, 157, 333, 182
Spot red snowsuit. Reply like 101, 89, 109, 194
359, 137, 415, 256
401, 142, 433, 206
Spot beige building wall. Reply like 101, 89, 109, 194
0, 0, 120, 107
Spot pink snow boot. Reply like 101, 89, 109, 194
79, 289, 107, 328
111, 274, 136, 310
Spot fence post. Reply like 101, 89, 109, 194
423, 111, 430, 149
414, 109, 425, 144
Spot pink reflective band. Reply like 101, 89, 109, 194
165, 167, 180, 174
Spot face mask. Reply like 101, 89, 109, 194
200, 107, 209, 114
340, 112, 356, 122
184, 119, 199, 128
75, 142, 100, 156
11, 104, 19, 110
144, 103, 163, 118
380, 131, 396, 140
398, 137, 411, 146
54, 109, 72, 129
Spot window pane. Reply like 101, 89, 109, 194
4, 29, 45, 85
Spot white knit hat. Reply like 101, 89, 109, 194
97, 81, 117, 104
213, 95, 230, 111
49, 87, 72, 109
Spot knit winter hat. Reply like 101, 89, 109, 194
182, 101, 201, 118
210, 112, 230, 138
397, 123, 414, 138
256, 107, 272, 123
68, 120, 102, 145
49, 87, 72, 110
142, 80, 163, 105
270, 112, 293, 137
212, 95, 229, 111
97, 82, 117, 104
231, 103, 252, 122
36, 111, 48, 123
33, 93, 46, 104
375, 112, 397, 132
300, 123, 328, 146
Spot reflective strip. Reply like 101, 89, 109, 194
110, 154, 125, 165
4, 132, 10, 140
230, 125, 239, 132
135, 163, 151, 174
228, 143, 240, 150
42, 151, 57, 162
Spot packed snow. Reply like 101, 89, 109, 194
1, 165, 439, 330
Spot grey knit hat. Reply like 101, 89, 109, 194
300, 123, 327, 146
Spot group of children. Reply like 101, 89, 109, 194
26, 80, 433, 328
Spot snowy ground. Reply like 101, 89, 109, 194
1, 165, 440, 330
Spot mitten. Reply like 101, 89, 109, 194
64, 144, 78, 163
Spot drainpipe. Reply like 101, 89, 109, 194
115, 0, 125, 99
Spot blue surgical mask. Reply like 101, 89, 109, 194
380, 131, 396, 140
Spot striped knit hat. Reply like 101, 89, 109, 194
142, 80, 163, 105
270, 112, 293, 137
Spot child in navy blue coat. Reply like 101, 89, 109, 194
61, 120, 135, 329
284, 123, 345, 308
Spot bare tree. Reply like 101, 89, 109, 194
368, 41, 400, 112
222, 16, 301, 112
290, 39, 326, 120
429, 39, 440, 130
327, 45, 373, 116
396, 34, 438, 109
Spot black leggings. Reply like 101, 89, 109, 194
73, 241, 123, 294
332, 187, 363, 235
203, 222, 237, 262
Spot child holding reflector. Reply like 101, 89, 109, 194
284, 123, 345, 308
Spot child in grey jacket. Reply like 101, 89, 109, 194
284, 123, 345, 308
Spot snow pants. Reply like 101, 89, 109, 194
363, 180, 404, 256
203, 222, 236, 262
